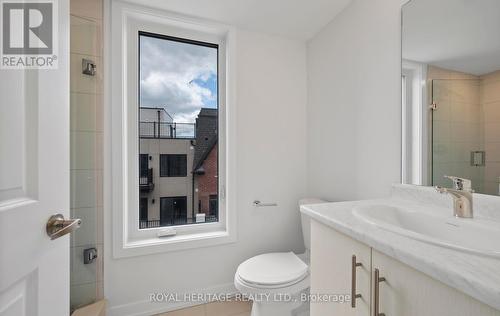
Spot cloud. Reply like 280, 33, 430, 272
139, 35, 218, 123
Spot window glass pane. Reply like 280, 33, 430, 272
139, 198, 148, 222
160, 196, 188, 225
139, 32, 218, 229
169, 154, 187, 177
159, 154, 168, 177
140, 154, 149, 177
159, 154, 187, 177
209, 195, 218, 221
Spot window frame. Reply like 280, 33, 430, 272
109, 1, 237, 258
401, 60, 428, 186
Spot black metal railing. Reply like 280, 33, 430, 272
139, 122, 196, 139
139, 168, 154, 192
139, 219, 161, 229
139, 215, 218, 229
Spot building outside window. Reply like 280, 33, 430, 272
138, 32, 219, 229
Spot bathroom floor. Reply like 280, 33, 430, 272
156, 300, 252, 316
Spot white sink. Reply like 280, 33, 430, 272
353, 205, 500, 258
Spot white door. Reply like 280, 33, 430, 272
0, 1, 72, 315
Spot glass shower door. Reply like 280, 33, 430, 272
431, 79, 485, 193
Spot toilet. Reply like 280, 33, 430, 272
234, 198, 326, 316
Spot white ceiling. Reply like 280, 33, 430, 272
402, 0, 500, 76
128, 0, 353, 40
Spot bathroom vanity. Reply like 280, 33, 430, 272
301, 185, 500, 316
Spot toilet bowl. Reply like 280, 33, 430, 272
234, 198, 326, 316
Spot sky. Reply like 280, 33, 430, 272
139, 35, 218, 123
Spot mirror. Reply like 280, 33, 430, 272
401, 0, 500, 195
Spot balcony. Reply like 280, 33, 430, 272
139, 122, 196, 139
139, 215, 218, 229
139, 168, 154, 192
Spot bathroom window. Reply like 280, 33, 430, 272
402, 61, 428, 186
111, 3, 235, 256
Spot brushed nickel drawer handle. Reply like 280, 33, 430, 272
374, 268, 386, 316
351, 255, 363, 308
46, 214, 81, 240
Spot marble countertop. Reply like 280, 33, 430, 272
300, 184, 500, 311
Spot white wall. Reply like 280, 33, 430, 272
105, 29, 308, 315
306, 0, 402, 201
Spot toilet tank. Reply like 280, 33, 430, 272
299, 198, 326, 251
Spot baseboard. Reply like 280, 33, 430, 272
72, 300, 107, 316
107, 282, 237, 316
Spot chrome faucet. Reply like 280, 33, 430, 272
435, 176, 473, 218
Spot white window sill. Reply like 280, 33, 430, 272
113, 229, 236, 258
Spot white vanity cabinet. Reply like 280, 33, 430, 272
372, 249, 500, 316
310, 219, 500, 316
310, 220, 371, 316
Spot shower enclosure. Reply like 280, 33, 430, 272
69, 1, 104, 311
431, 77, 499, 195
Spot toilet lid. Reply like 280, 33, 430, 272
237, 252, 308, 286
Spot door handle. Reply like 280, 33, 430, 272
374, 268, 386, 316
351, 255, 362, 308
46, 214, 81, 240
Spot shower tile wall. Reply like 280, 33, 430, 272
70, 0, 104, 310
428, 66, 484, 192
429, 66, 500, 195
481, 70, 500, 195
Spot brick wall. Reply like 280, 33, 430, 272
197, 144, 218, 214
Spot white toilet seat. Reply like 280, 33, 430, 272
236, 252, 309, 287
234, 253, 311, 316
234, 252, 310, 298
235, 271, 309, 290
233, 198, 325, 316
